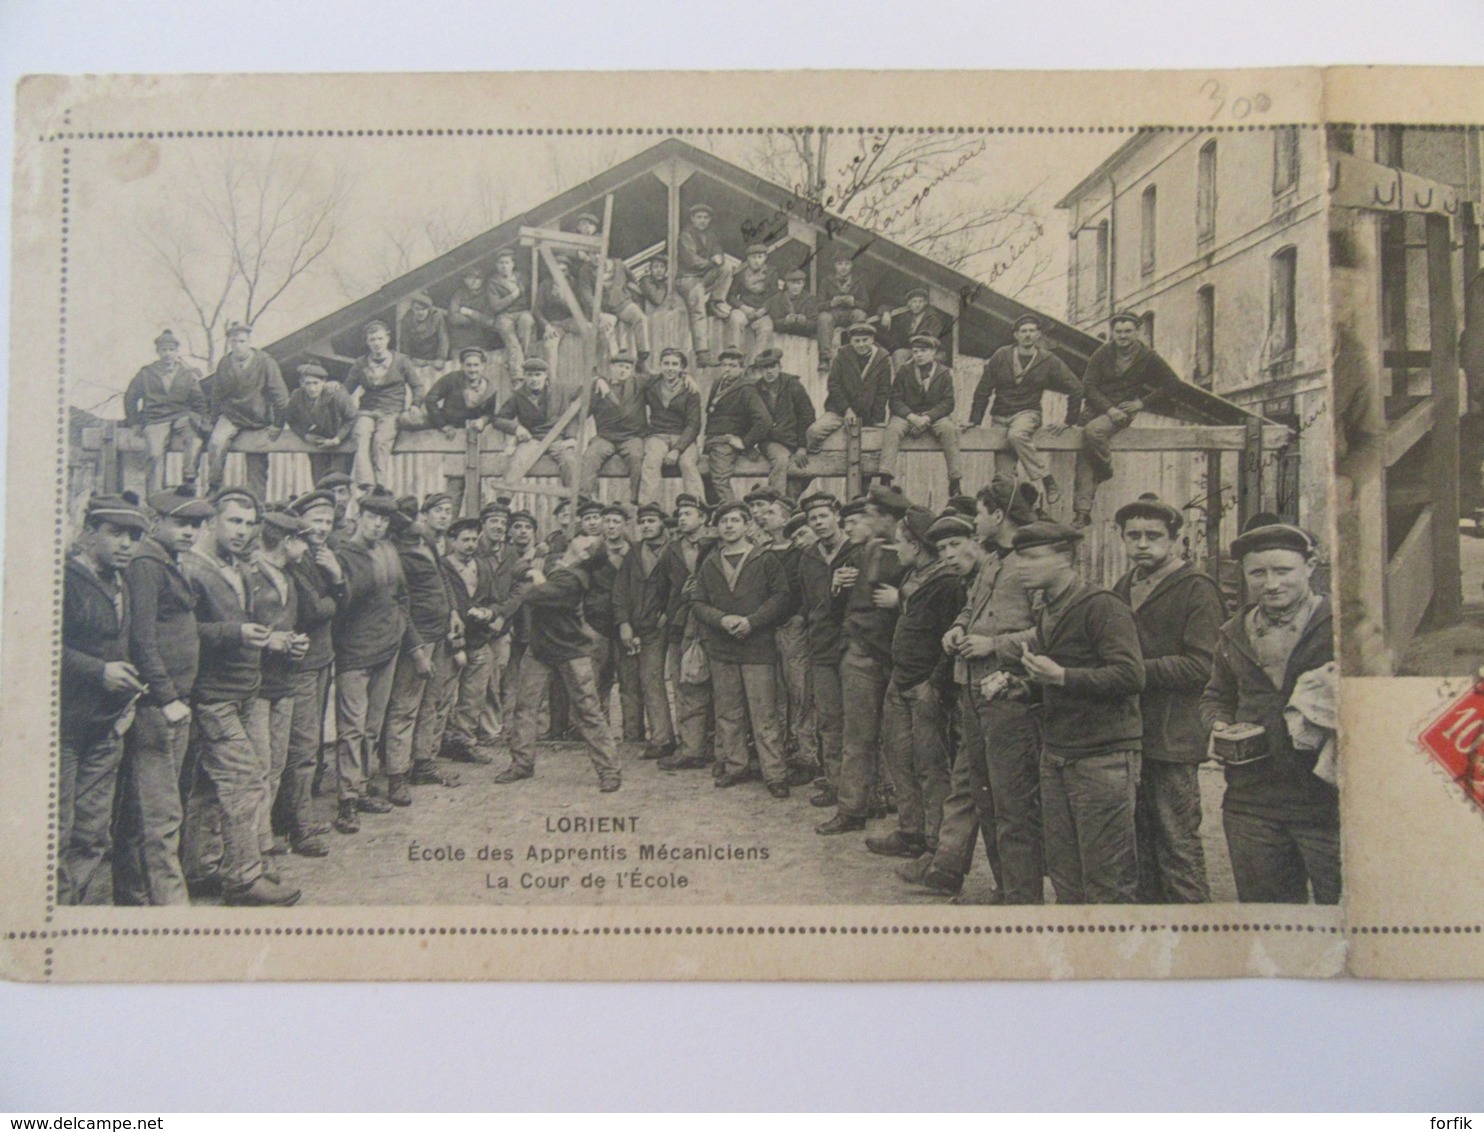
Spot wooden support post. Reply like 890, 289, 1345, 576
461, 428, 483, 518
1238, 416, 1263, 528
1464, 202, 1481, 290
566, 194, 615, 522
666, 161, 681, 296
1427, 210, 1462, 624
1205, 448, 1223, 572
844, 415, 863, 499
100, 423, 120, 493
539, 244, 591, 338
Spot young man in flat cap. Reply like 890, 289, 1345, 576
585, 503, 642, 744
675, 202, 736, 367
691, 499, 795, 797
807, 324, 895, 460
204, 322, 289, 502
125, 330, 208, 494
821, 254, 873, 345
917, 478, 1042, 902
867, 504, 965, 860
1112, 493, 1224, 903
796, 492, 856, 805
399, 291, 450, 398
285, 362, 357, 483
651, 494, 719, 772
639, 347, 705, 502
753, 494, 814, 783
344, 319, 425, 489
969, 314, 1084, 508
1070, 311, 1181, 527
487, 249, 536, 390
752, 348, 817, 500
582, 354, 650, 503
420, 347, 499, 435
615, 501, 674, 761
1201, 519, 1337, 905
447, 266, 498, 363
496, 534, 624, 792
766, 269, 832, 373
701, 348, 775, 504
494, 358, 581, 488
983, 521, 1146, 904
578, 251, 651, 370
421, 492, 456, 556
880, 332, 963, 497
179, 488, 302, 906
726, 243, 780, 359
328, 489, 408, 835
634, 256, 674, 316
882, 288, 953, 369
60, 494, 149, 905
114, 487, 213, 904
818, 485, 910, 833
440, 517, 498, 765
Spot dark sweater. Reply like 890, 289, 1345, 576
207, 349, 288, 431
443, 553, 499, 650
61, 556, 134, 740
755, 373, 816, 449
289, 555, 343, 672
843, 540, 904, 665
1200, 597, 1338, 825
614, 537, 669, 638
591, 373, 652, 444
584, 540, 629, 638
650, 533, 718, 645
798, 538, 860, 664
644, 379, 702, 450
124, 537, 199, 708
970, 345, 1084, 424
285, 382, 357, 445
764, 290, 823, 334
1029, 580, 1146, 760
447, 284, 497, 351
1113, 562, 1225, 764
333, 538, 410, 671
423, 371, 498, 430
888, 361, 955, 423
493, 382, 578, 441
399, 307, 449, 363
397, 537, 454, 651
254, 561, 301, 702
1070, 340, 1181, 423
522, 564, 598, 666
124, 361, 207, 428
825, 345, 894, 423
181, 546, 261, 704
890, 558, 964, 691
345, 351, 421, 417
691, 543, 791, 665
703, 376, 773, 450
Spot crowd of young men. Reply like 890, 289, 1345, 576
62, 454, 1338, 908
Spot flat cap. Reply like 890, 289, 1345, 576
753, 347, 783, 368
148, 485, 214, 521
867, 482, 912, 517
153, 329, 180, 348
609, 353, 637, 367
745, 242, 770, 256
674, 493, 708, 514
357, 490, 400, 517
1012, 314, 1042, 331
1012, 521, 1084, 552
422, 492, 453, 513
211, 486, 261, 516
447, 517, 482, 538
1114, 492, 1184, 534
494, 247, 517, 261
1109, 310, 1142, 328
1230, 521, 1317, 561
636, 502, 667, 521
846, 322, 876, 339
291, 490, 336, 516
315, 472, 354, 490
712, 499, 750, 523
785, 269, 808, 282
659, 347, 688, 365
522, 358, 550, 373
261, 509, 309, 536
906, 287, 929, 301
744, 485, 782, 506
717, 347, 745, 363
408, 290, 434, 306
601, 502, 630, 519
573, 211, 601, 228
927, 513, 977, 542
296, 362, 329, 380
687, 202, 714, 216
839, 498, 869, 520
576, 497, 605, 518
458, 346, 487, 364
899, 504, 937, 546
363, 319, 390, 337
86, 492, 151, 532
225, 321, 253, 337
479, 500, 512, 521
908, 334, 939, 349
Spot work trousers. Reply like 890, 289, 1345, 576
275, 665, 331, 842
581, 435, 645, 501
639, 435, 705, 501
777, 317, 835, 364
384, 639, 457, 776
351, 411, 399, 488
672, 641, 713, 764
476, 634, 514, 742
759, 440, 812, 500
258, 692, 295, 852
1072, 410, 1136, 514
599, 302, 651, 360
726, 309, 774, 359
307, 450, 353, 484
494, 311, 536, 386
204, 418, 269, 500
880, 416, 963, 481
676, 261, 736, 356
637, 632, 674, 746
1223, 808, 1342, 905
113, 705, 193, 906
991, 410, 1049, 484
810, 659, 845, 788
448, 634, 495, 745
58, 726, 126, 906
140, 416, 203, 494
1040, 748, 1141, 905
711, 659, 787, 784
507, 653, 620, 779
1134, 760, 1211, 903
774, 614, 814, 762
509, 436, 579, 488
836, 644, 893, 819
880, 676, 952, 847
929, 687, 1003, 888
591, 633, 643, 742
805, 412, 878, 453
334, 655, 397, 802
182, 697, 270, 892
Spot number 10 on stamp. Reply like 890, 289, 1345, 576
1418, 683, 1484, 810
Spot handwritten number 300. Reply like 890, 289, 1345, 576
1201, 79, 1272, 121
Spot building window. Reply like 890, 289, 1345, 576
1269, 246, 1298, 363
1195, 285, 1215, 387
1273, 126, 1301, 195
1196, 140, 1217, 245
1095, 219, 1110, 301
1140, 185, 1157, 275
1141, 310, 1156, 349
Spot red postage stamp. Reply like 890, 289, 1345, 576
1418, 681, 1484, 810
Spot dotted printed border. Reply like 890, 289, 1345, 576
24, 121, 1386, 978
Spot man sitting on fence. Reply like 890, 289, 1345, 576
675, 202, 736, 368
487, 249, 536, 390
399, 291, 450, 398
751, 347, 816, 500
204, 322, 290, 502
726, 243, 779, 361
766, 268, 832, 374
969, 313, 1084, 508
284, 362, 356, 484
635, 257, 673, 315
535, 254, 587, 374
806, 323, 894, 464
701, 348, 775, 504
880, 333, 963, 497
577, 243, 651, 371
344, 319, 426, 490
821, 254, 872, 350
492, 357, 581, 488
581, 353, 649, 502
125, 329, 208, 494
447, 267, 498, 366
416, 347, 500, 439
639, 348, 705, 502
882, 288, 954, 368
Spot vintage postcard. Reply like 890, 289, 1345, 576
1, 67, 1476, 981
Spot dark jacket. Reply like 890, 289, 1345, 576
423, 371, 498, 430
578, 257, 639, 314
124, 360, 208, 429
207, 349, 289, 431
397, 537, 454, 651
535, 275, 580, 327
884, 306, 953, 358
703, 376, 773, 450
399, 307, 449, 364
285, 382, 357, 446
1070, 339, 1181, 423
289, 555, 343, 672
614, 536, 669, 638
970, 345, 1084, 425
888, 360, 955, 423
650, 533, 718, 644
444, 553, 499, 650
584, 540, 629, 638
521, 564, 598, 666
493, 381, 578, 441
345, 351, 422, 417
486, 270, 531, 317
181, 546, 261, 704
1113, 562, 1224, 764
890, 557, 964, 691
1200, 597, 1338, 825
332, 538, 410, 671
822, 272, 871, 316
61, 556, 134, 740
765, 290, 823, 334
644, 377, 702, 450
755, 372, 816, 449
677, 225, 727, 277
798, 537, 860, 664
591, 372, 653, 444
728, 264, 780, 312
825, 345, 894, 424
1028, 580, 1146, 760
254, 561, 301, 702
447, 283, 497, 351
843, 539, 904, 665
124, 536, 199, 708
691, 543, 792, 665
